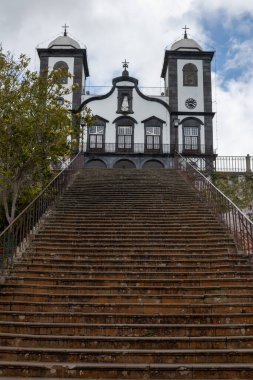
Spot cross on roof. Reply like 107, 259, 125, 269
122, 59, 129, 70
62, 24, 69, 36
182, 25, 189, 39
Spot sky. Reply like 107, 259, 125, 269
0, 0, 253, 156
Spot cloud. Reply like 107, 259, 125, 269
214, 72, 253, 155
225, 38, 253, 74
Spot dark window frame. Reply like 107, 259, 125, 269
143, 117, 163, 153
53, 61, 69, 84
182, 123, 201, 153
183, 63, 198, 87
116, 117, 135, 152
87, 118, 106, 152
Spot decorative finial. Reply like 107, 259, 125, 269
62, 24, 69, 37
182, 25, 189, 39
122, 59, 129, 76
122, 59, 129, 70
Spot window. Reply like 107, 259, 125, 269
145, 127, 161, 150
88, 126, 104, 149
183, 127, 199, 151
53, 61, 69, 84
183, 63, 198, 86
117, 126, 133, 149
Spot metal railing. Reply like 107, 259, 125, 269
215, 155, 252, 173
82, 86, 167, 97
81, 143, 214, 155
176, 153, 253, 255
0, 152, 83, 272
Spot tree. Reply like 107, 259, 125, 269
0, 50, 78, 225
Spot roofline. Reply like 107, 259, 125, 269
37, 48, 89, 77
74, 77, 171, 114
161, 50, 215, 78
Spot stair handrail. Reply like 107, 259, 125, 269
176, 152, 253, 255
0, 152, 83, 272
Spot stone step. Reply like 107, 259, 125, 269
0, 321, 252, 337
10, 269, 253, 280
1, 292, 253, 304
5, 276, 253, 287
0, 333, 253, 349
13, 263, 251, 273
1, 346, 253, 364
41, 225, 228, 232
0, 361, 253, 379
1, 300, 253, 313
1, 311, 253, 324
38, 230, 230, 238
1, 167, 252, 378
3, 284, 253, 296
14, 258, 250, 270
24, 252, 241, 260
33, 236, 232, 244
31, 246, 235, 254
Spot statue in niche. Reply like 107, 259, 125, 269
121, 96, 129, 112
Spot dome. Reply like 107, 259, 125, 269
171, 37, 202, 51
48, 35, 81, 49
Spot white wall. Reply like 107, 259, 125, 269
48, 56, 75, 104
83, 87, 171, 145
177, 59, 204, 112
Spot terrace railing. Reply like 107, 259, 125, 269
0, 152, 83, 272
176, 153, 253, 255
81, 143, 214, 156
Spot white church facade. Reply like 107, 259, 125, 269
37, 28, 215, 169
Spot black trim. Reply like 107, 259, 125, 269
113, 75, 138, 86
142, 116, 166, 124
161, 50, 214, 78
135, 86, 171, 113
93, 115, 109, 123
75, 75, 171, 114
171, 111, 215, 118
183, 63, 198, 86
113, 116, 138, 124
179, 116, 204, 125
75, 85, 116, 113
37, 48, 89, 77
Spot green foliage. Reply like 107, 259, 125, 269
211, 172, 253, 220
0, 50, 78, 225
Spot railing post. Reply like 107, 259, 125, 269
246, 154, 251, 173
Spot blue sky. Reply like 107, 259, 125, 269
0, 0, 252, 155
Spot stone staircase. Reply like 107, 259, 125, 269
0, 168, 253, 379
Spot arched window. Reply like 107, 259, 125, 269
53, 61, 69, 84
88, 116, 107, 151
182, 118, 202, 152
142, 116, 165, 152
183, 63, 198, 86
114, 116, 137, 152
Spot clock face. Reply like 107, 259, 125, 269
185, 98, 197, 109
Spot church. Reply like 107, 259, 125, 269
37, 27, 215, 169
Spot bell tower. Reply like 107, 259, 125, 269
37, 26, 89, 110
161, 27, 215, 156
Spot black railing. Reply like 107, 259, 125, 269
176, 153, 253, 255
82, 143, 215, 155
0, 153, 83, 272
